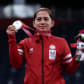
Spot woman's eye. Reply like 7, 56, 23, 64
44, 17, 49, 21
36, 18, 41, 21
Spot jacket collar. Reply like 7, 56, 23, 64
33, 31, 52, 42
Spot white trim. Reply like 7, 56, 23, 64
64, 53, 72, 59
17, 49, 24, 55
17, 49, 24, 53
65, 58, 72, 63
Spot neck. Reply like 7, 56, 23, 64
35, 30, 51, 36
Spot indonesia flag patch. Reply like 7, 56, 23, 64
49, 45, 56, 60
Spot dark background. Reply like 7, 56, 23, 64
0, 0, 84, 84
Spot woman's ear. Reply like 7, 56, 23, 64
51, 20, 55, 28
33, 21, 35, 28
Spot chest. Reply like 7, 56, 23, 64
25, 38, 63, 63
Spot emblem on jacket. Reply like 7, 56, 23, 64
29, 48, 34, 54
49, 45, 56, 60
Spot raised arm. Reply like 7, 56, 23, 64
6, 25, 24, 68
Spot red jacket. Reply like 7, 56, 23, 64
8, 33, 80, 84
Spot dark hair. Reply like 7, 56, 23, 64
33, 8, 54, 21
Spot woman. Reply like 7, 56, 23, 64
6, 8, 80, 84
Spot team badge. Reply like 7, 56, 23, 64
29, 48, 34, 54
49, 45, 56, 60
49, 45, 56, 49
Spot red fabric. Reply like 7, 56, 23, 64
8, 34, 24, 68
8, 34, 80, 84
71, 43, 77, 48
79, 29, 84, 34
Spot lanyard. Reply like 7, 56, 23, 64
13, 20, 51, 38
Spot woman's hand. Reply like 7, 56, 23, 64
6, 25, 18, 35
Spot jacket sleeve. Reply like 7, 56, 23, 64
62, 39, 80, 75
8, 34, 24, 69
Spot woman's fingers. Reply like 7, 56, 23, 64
6, 25, 18, 35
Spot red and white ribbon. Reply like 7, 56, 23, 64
12, 20, 51, 38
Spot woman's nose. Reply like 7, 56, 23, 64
41, 19, 45, 23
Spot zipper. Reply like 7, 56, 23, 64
40, 36, 44, 84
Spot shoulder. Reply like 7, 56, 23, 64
19, 37, 31, 44
50, 35, 66, 42
50, 35, 68, 47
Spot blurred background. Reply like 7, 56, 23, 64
0, 0, 84, 84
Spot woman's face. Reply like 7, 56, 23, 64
33, 11, 54, 32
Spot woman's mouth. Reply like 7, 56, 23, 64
39, 26, 47, 28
